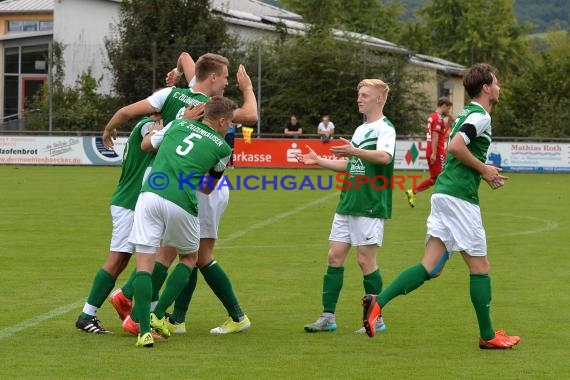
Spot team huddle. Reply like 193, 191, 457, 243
76, 53, 520, 350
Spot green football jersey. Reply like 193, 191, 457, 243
147, 87, 209, 125
336, 117, 396, 219
110, 116, 157, 210
141, 119, 232, 216
435, 102, 492, 205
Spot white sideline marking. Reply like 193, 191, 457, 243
0, 300, 84, 341
0, 192, 339, 340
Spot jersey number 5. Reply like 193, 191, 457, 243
176, 132, 203, 156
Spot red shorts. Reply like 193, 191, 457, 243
426, 146, 445, 179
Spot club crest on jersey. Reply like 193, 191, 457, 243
349, 157, 366, 176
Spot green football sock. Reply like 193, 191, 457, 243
378, 263, 430, 308
470, 273, 495, 341
80, 268, 116, 319
153, 263, 192, 319
132, 271, 152, 334
322, 266, 344, 314
363, 268, 382, 295
151, 261, 169, 302
121, 269, 137, 299
201, 261, 244, 322
171, 267, 199, 324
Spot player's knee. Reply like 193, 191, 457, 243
426, 250, 449, 279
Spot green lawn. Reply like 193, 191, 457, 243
0, 166, 568, 379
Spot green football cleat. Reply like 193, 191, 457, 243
136, 332, 154, 348
150, 313, 171, 339
210, 316, 251, 334
405, 189, 416, 208
165, 319, 186, 334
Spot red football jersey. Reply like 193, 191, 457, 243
425, 111, 446, 153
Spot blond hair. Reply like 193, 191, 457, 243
357, 79, 390, 96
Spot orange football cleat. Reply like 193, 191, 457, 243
479, 330, 520, 349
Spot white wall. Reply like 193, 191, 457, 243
54, 0, 120, 94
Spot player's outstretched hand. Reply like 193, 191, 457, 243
103, 128, 117, 148
330, 137, 354, 158
296, 145, 319, 165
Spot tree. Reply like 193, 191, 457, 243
493, 31, 570, 137
420, 0, 532, 78
279, 0, 402, 42
105, 0, 238, 104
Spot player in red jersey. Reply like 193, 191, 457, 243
406, 97, 453, 207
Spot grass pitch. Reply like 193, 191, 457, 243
0, 166, 568, 379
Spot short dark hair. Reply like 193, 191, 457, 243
463, 63, 496, 99
437, 97, 452, 107
204, 96, 237, 121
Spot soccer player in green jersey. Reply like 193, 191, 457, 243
297, 79, 396, 334
74, 113, 162, 334
128, 96, 236, 347
362, 64, 520, 349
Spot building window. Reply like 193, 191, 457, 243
7, 20, 53, 33
7, 20, 22, 32
39, 21, 53, 31
4, 76, 19, 117
5, 47, 19, 74
23, 21, 38, 32
21, 45, 48, 74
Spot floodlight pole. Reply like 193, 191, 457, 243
257, 45, 261, 138
48, 41, 53, 134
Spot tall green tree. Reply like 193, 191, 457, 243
420, 0, 532, 77
279, 0, 402, 41
105, 0, 237, 104
493, 31, 570, 137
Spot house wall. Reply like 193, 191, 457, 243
404, 64, 465, 119
54, 0, 120, 94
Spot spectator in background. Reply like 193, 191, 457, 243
318, 114, 335, 143
284, 114, 303, 138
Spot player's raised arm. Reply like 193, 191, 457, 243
232, 65, 258, 125
165, 52, 196, 87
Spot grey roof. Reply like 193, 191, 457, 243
211, 0, 302, 21
214, 3, 465, 75
0, 0, 53, 13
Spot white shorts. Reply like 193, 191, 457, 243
426, 193, 487, 256
329, 213, 385, 246
197, 184, 229, 239
129, 192, 200, 255
109, 205, 135, 254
